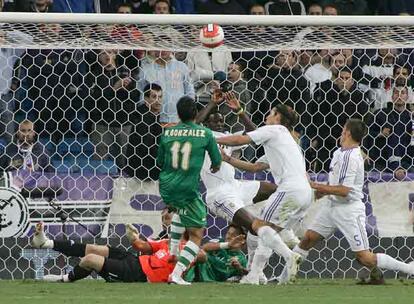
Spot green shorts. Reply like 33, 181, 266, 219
167, 197, 207, 228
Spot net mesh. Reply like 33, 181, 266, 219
0, 16, 413, 280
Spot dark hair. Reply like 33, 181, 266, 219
230, 60, 246, 73
249, 3, 265, 11
339, 66, 352, 75
116, 3, 132, 11
154, 0, 171, 11
144, 83, 162, 98
323, 4, 339, 14
393, 64, 411, 77
274, 104, 299, 131
345, 119, 367, 143
228, 224, 244, 236
177, 96, 197, 122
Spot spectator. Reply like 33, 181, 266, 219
25, 0, 52, 12
0, 120, 51, 173
96, 0, 124, 13
219, 61, 251, 133
249, 3, 265, 15
130, 0, 156, 13
305, 50, 346, 94
0, 26, 33, 143
87, 50, 139, 170
138, 48, 194, 125
360, 48, 399, 111
153, 0, 171, 13
308, 67, 369, 171
366, 86, 414, 177
323, 3, 338, 15
196, 0, 246, 15
265, 0, 306, 15
320, 0, 367, 15
307, 2, 322, 15
52, 0, 95, 13
127, 83, 163, 180
260, 50, 311, 135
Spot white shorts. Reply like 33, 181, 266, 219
260, 187, 312, 229
206, 180, 260, 222
309, 200, 369, 252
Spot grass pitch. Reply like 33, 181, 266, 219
1, 279, 413, 304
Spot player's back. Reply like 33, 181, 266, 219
328, 147, 364, 205
157, 122, 220, 206
248, 125, 309, 191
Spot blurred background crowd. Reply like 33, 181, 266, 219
0, 0, 413, 182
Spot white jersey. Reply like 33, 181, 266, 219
328, 147, 365, 205
247, 125, 309, 191
201, 131, 243, 193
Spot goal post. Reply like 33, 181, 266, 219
0, 13, 413, 280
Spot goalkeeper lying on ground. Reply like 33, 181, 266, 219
30, 222, 246, 283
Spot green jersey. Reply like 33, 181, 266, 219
157, 122, 221, 207
185, 239, 247, 282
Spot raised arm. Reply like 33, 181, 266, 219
125, 224, 153, 255
195, 89, 223, 123
224, 92, 256, 132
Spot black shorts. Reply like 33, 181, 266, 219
99, 247, 147, 283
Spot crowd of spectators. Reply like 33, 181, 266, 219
0, 0, 413, 181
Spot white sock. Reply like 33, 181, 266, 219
376, 253, 413, 274
173, 241, 200, 278
250, 243, 272, 277
293, 245, 309, 260
258, 226, 293, 261
246, 232, 258, 270
62, 274, 70, 282
169, 214, 185, 256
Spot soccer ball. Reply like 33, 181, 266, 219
199, 24, 224, 48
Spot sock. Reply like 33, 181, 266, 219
173, 241, 200, 278
170, 214, 185, 256
54, 240, 86, 257
68, 265, 92, 282
258, 226, 293, 261
246, 232, 258, 270
376, 253, 413, 274
293, 245, 309, 260
249, 243, 272, 277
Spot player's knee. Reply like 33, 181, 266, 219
300, 230, 320, 250
80, 254, 100, 270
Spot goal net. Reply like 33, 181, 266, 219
0, 13, 413, 280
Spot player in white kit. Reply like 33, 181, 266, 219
217, 103, 312, 284
286, 119, 414, 283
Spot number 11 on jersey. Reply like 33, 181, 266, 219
170, 141, 192, 170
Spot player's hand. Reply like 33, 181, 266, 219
224, 92, 241, 111
210, 165, 220, 173
219, 147, 231, 163
229, 256, 243, 270
381, 127, 391, 137
211, 89, 224, 104
125, 223, 140, 243
228, 234, 246, 250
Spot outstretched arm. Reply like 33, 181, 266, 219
216, 134, 252, 146
202, 235, 246, 252
310, 182, 351, 198
221, 148, 269, 172
125, 224, 153, 254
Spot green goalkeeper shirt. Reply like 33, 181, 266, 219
185, 239, 247, 282
157, 122, 221, 207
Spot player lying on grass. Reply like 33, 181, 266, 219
157, 96, 222, 285
279, 119, 414, 284
216, 103, 312, 285
196, 92, 300, 283
185, 224, 248, 283
30, 222, 195, 283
